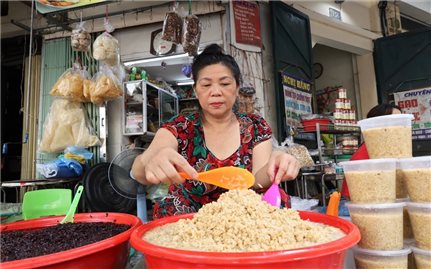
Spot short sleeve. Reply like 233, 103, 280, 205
248, 114, 272, 147
160, 114, 186, 139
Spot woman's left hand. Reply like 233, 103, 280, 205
267, 151, 300, 184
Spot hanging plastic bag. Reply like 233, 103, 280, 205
93, 32, 119, 66
82, 78, 95, 102
93, 19, 119, 66
39, 99, 101, 153
90, 64, 123, 106
182, 14, 201, 56
49, 63, 90, 102
71, 21, 91, 52
161, 3, 182, 44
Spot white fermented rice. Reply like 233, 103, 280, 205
143, 189, 344, 252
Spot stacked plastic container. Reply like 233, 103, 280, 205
399, 157, 431, 269
340, 114, 431, 269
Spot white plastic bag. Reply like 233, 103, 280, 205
71, 22, 91, 52
39, 99, 101, 153
93, 32, 119, 66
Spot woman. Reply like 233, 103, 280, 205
340, 103, 402, 198
131, 44, 300, 219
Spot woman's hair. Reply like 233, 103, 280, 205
192, 44, 242, 85
366, 103, 402, 118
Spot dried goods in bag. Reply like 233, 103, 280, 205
161, 8, 182, 44
182, 14, 201, 56
273, 137, 315, 168
90, 65, 123, 106
39, 100, 101, 153
284, 143, 315, 168
71, 22, 91, 52
93, 32, 119, 66
83, 79, 95, 102
49, 65, 90, 102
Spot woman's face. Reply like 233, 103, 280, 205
392, 108, 402, 114
194, 63, 239, 116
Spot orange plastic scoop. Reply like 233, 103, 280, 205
326, 191, 341, 217
179, 167, 255, 190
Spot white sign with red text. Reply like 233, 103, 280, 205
394, 87, 431, 140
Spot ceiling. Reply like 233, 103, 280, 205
1, 1, 170, 38
142, 62, 192, 84
125, 53, 195, 84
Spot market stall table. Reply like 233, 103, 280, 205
1, 177, 82, 203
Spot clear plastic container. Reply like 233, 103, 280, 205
404, 239, 417, 269
358, 114, 414, 159
406, 202, 431, 250
411, 245, 431, 269
353, 245, 411, 269
396, 198, 414, 240
397, 156, 431, 202
396, 161, 409, 199
346, 202, 405, 250
340, 159, 397, 203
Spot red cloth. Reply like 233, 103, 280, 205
340, 144, 369, 198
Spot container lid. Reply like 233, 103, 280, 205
339, 158, 397, 171
396, 198, 410, 203
346, 201, 406, 210
411, 245, 431, 256
358, 114, 413, 131
397, 156, 431, 169
406, 202, 431, 211
353, 246, 411, 256
404, 238, 416, 246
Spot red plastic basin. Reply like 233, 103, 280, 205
130, 211, 360, 269
1, 212, 142, 269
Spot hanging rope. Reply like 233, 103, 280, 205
24, 0, 35, 144
188, 0, 192, 15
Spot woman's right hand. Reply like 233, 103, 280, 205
136, 147, 198, 185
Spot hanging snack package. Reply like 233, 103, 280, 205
93, 32, 119, 66
49, 63, 90, 102
90, 64, 123, 106
39, 99, 101, 153
161, 3, 182, 44
82, 78, 95, 102
71, 22, 91, 52
182, 14, 201, 56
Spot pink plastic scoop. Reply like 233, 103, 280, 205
262, 182, 281, 207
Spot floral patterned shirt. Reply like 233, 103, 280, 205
152, 112, 272, 219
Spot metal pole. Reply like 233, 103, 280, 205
23, 0, 35, 144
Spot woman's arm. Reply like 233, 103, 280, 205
131, 128, 198, 185
252, 139, 300, 188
